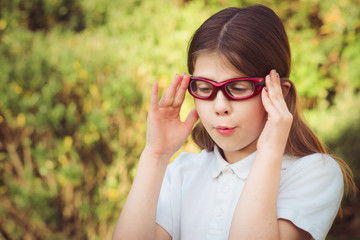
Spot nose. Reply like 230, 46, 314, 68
213, 90, 232, 116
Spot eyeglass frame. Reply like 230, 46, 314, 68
188, 76, 265, 101
188, 76, 290, 100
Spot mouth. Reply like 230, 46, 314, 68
215, 126, 236, 136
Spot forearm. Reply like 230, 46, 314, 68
112, 149, 170, 240
229, 150, 283, 240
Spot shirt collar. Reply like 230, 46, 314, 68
211, 145, 257, 180
211, 146, 298, 180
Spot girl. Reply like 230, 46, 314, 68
113, 5, 355, 240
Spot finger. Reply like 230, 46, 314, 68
263, 81, 291, 120
261, 86, 278, 115
184, 109, 199, 131
149, 82, 159, 112
159, 74, 182, 107
267, 70, 283, 99
273, 71, 284, 98
266, 70, 289, 110
172, 74, 190, 108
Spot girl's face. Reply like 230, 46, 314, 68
193, 53, 267, 163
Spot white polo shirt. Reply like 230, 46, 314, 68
156, 146, 343, 240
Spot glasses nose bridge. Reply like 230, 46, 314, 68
212, 82, 230, 100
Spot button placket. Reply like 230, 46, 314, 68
220, 166, 234, 194
222, 185, 230, 193
216, 207, 223, 217
208, 166, 236, 236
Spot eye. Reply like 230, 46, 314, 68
226, 81, 253, 97
228, 85, 248, 92
193, 81, 213, 96
199, 86, 212, 92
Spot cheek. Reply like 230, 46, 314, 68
194, 100, 210, 120
239, 97, 267, 127
253, 97, 266, 118
251, 100, 267, 129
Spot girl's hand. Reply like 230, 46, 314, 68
257, 69, 293, 155
144, 74, 199, 160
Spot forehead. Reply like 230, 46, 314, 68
192, 53, 245, 82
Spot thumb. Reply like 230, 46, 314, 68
184, 109, 199, 130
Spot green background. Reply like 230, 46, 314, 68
0, 0, 359, 239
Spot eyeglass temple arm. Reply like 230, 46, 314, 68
255, 77, 290, 87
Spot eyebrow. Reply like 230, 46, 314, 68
191, 75, 251, 82
191, 75, 290, 83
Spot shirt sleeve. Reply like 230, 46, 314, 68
156, 164, 173, 237
277, 154, 344, 240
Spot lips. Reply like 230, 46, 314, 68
215, 126, 236, 136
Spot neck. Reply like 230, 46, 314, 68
220, 148, 256, 164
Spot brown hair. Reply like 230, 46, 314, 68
187, 5, 356, 205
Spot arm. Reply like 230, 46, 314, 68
112, 74, 198, 240
229, 70, 311, 239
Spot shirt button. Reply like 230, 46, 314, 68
223, 185, 230, 193
216, 208, 223, 216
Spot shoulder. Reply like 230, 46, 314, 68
283, 153, 342, 176
280, 153, 343, 193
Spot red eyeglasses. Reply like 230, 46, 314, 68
188, 76, 265, 100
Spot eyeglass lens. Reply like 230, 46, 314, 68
190, 80, 255, 98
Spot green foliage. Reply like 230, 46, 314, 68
0, 0, 359, 239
